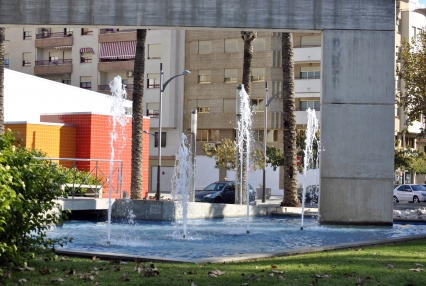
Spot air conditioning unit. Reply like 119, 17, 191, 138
126, 71, 133, 77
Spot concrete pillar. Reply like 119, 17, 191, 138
319, 30, 395, 225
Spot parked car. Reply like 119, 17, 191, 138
195, 181, 256, 204
393, 184, 426, 203
297, 185, 319, 204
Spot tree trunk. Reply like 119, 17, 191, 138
239, 31, 257, 204
130, 29, 147, 200
0, 28, 5, 135
281, 32, 300, 207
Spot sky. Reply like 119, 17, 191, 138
418, 0, 426, 7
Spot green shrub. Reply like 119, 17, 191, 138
0, 130, 72, 271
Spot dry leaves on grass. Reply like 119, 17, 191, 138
121, 273, 130, 281
208, 270, 226, 277
16, 266, 35, 272
39, 267, 51, 275
134, 263, 160, 277
271, 264, 278, 269
51, 278, 64, 283
386, 264, 393, 269
247, 274, 259, 281
409, 268, 424, 272
18, 278, 27, 283
312, 274, 331, 278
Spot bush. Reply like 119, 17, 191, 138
0, 131, 72, 271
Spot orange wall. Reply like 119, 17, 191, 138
5, 123, 76, 168
40, 113, 150, 199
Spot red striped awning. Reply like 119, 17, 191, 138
99, 41, 136, 59
54, 46, 72, 50
80, 47, 94, 54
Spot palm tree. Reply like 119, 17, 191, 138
239, 31, 257, 204
130, 29, 147, 199
281, 32, 300, 207
0, 27, 5, 135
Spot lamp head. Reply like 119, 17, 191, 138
182, 70, 190, 75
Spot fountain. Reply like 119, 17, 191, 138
171, 134, 191, 238
46, 80, 426, 263
299, 108, 320, 230
107, 76, 128, 244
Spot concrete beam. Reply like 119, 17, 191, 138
0, 0, 394, 31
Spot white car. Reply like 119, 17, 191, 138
393, 184, 426, 203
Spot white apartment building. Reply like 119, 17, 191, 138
3, 27, 186, 191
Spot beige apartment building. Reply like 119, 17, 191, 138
183, 30, 321, 180
3, 26, 186, 192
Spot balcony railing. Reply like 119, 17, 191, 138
99, 28, 137, 34
35, 59, 72, 66
36, 31, 74, 39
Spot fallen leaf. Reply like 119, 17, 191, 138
208, 270, 226, 276
247, 274, 258, 280
278, 275, 285, 281
92, 256, 99, 261
271, 264, 278, 269
39, 268, 51, 275
255, 266, 259, 269
121, 273, 130, 281
16, 266, 35, 272
51, 278, 64, 283
386, 264, 393, 269
312, 274, 331, 278
191, 282, 198, 286
331, 265, 336, 268
268, 273, 274, 277
114, 266, 120, 272
415, 263, 424, 267
241, 283, 249, 286
18, 278, 27, 283
209, 274, 217, 278
272, 270, 284, 274
409, 268, 424, 272
356, 277, 365, 285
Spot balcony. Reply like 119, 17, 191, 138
34, 59, 72, 75
99, 29, 136, 43
98, 60, 135, 72
295, 79, 321, 95
35, 32, 73, 48
294, 46, 321, 63
296, 110, 321, 125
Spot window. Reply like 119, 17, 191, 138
251, 98, 265, 112
80, 52, 92, 63
147, 73, 160, 88
224, 69, 237, 83
23, 28, 31, 39
251, 68, 265, 82
80, 76, 92, 90
301, 35, 321, 47
300, 100, 320, 111
146, 103, 159, 117
81, 28, 92, 35
64, 28, 73, 36
22, 53, 31, 66
198, 70, 211, 84
253, 129, 278, 142
49, 52, 58, 62
4, 54, 9, 68
62, 79, 71, 85
301, 70, 320, 79
253, 38, 265, 51
198, 41, 211, 54
148, 44, 161, 59
196, 130, 219, 142
154, 132, 166, 147
224, 99, 236, 113
224, 39, 238, 52
197, 99, 210, 113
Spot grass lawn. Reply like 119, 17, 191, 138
3, 239, 426, 285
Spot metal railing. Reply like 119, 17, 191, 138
34, 157, 123, 199
36, 31, 74, 39
35, 59, 72, 66
99, 28, 136, 34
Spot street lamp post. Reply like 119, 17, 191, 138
156, 63, 190, 201
262, 82, 281, 203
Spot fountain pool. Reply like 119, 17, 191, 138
49, 216, 426, 263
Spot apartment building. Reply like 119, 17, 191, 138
3, 27, 186, 192
183, 30, 321, 183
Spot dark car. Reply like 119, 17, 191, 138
297, 185, 319, 204
195, 181, 256, 204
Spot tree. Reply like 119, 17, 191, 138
281, 32, 299, 207
130, 29, 147, 200
239, 31, 257, 204
0, 131, 71, 269
0, 27, 4, 135
396, 32, 426, 135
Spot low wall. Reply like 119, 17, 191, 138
111, 199, 318, 221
